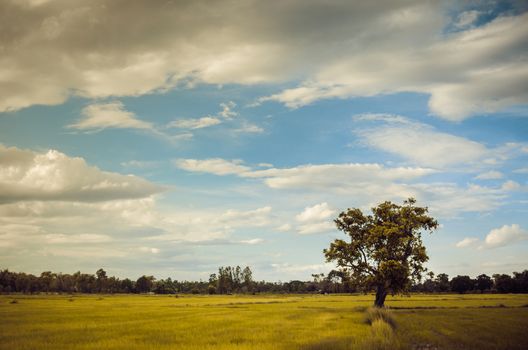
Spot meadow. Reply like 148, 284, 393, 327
1, 293, 527, 350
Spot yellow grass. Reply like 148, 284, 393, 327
1, 293, 527, 349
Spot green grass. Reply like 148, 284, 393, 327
1, 294, 527, 349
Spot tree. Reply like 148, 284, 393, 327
435, 273, 450, 292
136, 275, 154, 293
324, 198, 438, 307
450, 275, 473, 294
476, 274, 493, 293
493, 274, 515, 293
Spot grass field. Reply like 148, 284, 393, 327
1, 293, 527, 350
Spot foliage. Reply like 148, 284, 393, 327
2, 267, 528, 295
450, 275, 474, 294
325, 198, 438, 307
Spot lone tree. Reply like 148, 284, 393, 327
324, 198, 438, 307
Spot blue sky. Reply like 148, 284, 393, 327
0, 0, 527, 281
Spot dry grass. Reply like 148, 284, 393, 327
1, 294, 527, 349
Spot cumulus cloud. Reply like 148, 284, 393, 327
294, 202, 336, 235
261, 12, 528, 120
68, 101, 154, 131
455, 237, 479, 248
455, 224, 528, 249
484, 224, 527, 248
1, 1, 526, 120
296, 202, 335, 223
0, 145, 164, 203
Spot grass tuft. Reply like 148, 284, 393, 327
9, 299, 18, 304
361, 319, 401, 350
364, 307, 397, 329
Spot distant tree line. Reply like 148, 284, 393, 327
411, 271, 528, 294
1, 267, 528, 295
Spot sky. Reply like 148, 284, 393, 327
1, 0, 527, 281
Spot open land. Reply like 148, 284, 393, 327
1, 293, 528, 350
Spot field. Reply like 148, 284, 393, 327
1, 294, 528, 350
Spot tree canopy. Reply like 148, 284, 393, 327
324, 198, 438, 307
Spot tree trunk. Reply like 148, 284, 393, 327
374, 285, 387, 308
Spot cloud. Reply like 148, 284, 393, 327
261, 12, 528, 121
234, 122, 264, 134
239, 238, 264, 245
0, 145, 164, 203
175, 157, 511, 216
174, 158, 251, 176
45, 233, 112, 244
68, 101, 154, 131
501, 180, 521, 191
219, 101, 238, 119
513, 167, 528, 174
167, 116, 221, 129
354, 114, 488, 167
484, 224, 527, 248
296, 202, 335, 223
353, 114, 528, 169
294, 202, 336, 235
2, 1, 526, 120
455, 237, 479, 248
166, 101, 261, 133
474, 171, 503, 180
454, 10, 481, 29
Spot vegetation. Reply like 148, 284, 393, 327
2, 267, 528, 295
1, 293, 527, 349
325, 198, 438, 307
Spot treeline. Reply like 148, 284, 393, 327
1, 267, 528, 295
411, 271, 528, 294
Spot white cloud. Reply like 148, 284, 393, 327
244, 163, 435, 190
167, 116, 221, 129
455, 237, 479, 248
354, 114, 488, 167
239, 238, 264, 245
484, 224, 527, 248
276, 223, 292, 232
294, 203, 336, 234
454, 10, 480, 29
69, 101, 154, 131
234, 122, 264, 134
219, 101, 238, 119
475, 171, 503, 180
175, 157, 511, 216
501, 180, 521, 191
0, 145, 164, 203
2, 2, 526, 121
513, 167, 528, 174
139, 247, 160, 254
296, 202, 335, 223
261, 12, 528, 121
297, 221, 335, 235
174, 158, 251, 176
45, 233, 112, 244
